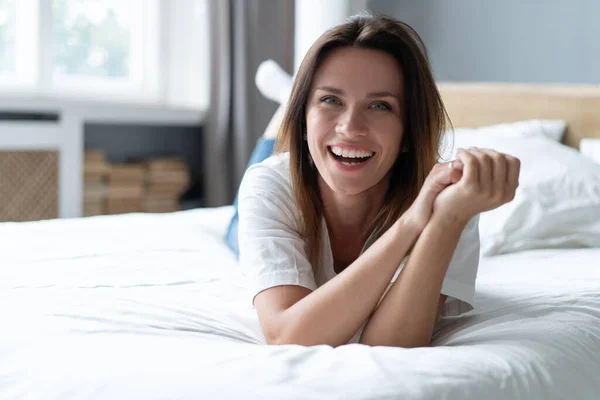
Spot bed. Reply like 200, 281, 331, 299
1, 83, 600, 399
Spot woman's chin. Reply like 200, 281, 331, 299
323, 178, 372, 197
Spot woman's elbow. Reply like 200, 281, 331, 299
265, 329, 303, 345
266, 331, 325, 346
262, 325, 291, 345
264, 325, 340, 347
262, 323, 306, 346
359, 332, 431, 348
360, 339, 430, 348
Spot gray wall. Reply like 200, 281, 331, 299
369, 0, 599, 84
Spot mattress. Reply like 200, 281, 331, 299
1, 207, 599, 399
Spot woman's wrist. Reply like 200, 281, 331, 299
429, 210, 471, 232
395, 213, 424, 243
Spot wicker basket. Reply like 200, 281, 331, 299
0, 151, 58, 222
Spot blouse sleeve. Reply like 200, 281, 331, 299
237, 162, 317, 306
439, 214, 480, 316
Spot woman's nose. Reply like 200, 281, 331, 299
336, 108, 368, 138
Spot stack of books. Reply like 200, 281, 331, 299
143, 157, 190, 213
106, 163, 145, 214
83, 150, 108, 216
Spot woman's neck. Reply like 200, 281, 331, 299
318, 176, 388, 243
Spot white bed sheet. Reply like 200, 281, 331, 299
1, 207, 599, 400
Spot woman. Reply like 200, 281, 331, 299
237, 13, 520, 347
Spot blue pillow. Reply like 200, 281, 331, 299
225, 137, 276, 257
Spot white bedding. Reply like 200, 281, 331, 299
1, 207, 599, 400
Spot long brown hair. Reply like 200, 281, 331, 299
275, 12, 449, 272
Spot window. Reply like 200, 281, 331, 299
53, 0, 136, 80
0, 0, 209, 111
0, 0, 37, 87
0, 0, 16, 74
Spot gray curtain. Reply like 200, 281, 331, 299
205, 0, 295, 207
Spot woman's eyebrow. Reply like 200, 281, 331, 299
315, 86, 400, 101
366, 91, 401, 100
315, 86, 344, 95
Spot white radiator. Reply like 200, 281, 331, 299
0, 113, 83, 218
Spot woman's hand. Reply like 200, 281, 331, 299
433, 148, 521, 225
404, 160, 465, 232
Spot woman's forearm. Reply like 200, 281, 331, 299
359, 213, 468, 347
276, 217, 420, 347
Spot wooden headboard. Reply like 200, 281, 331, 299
437, 83, 600, 149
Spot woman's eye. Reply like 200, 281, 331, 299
370, 102, 391, 110
321, 96, 341, 105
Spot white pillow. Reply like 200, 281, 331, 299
440, 119, 567, 161
580, 138, 600, 164
444, 134, 600, 256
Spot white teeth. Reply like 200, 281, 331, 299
330, 146, 373, 158
331, 146, 343, 156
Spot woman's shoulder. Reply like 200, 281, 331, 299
239, 152, 292, 202
238, 151, 301, 231
246, 151, 290, 175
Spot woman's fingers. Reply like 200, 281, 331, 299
455, 150, 479, 192
490, 150, 508, 203
455, 148, 520, 208
469, 148, 493, 194
478, 149, 507, 203
448, 160, 463, 184
434, 148, 521, 218
506, 154, 521, 193
448, 160, 464, 171
430, 161, 463, 188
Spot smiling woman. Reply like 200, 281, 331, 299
237, 12, 520, 347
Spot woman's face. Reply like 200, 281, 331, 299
305, 46, 405, 198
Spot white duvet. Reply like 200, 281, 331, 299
1, 207, 599, 400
